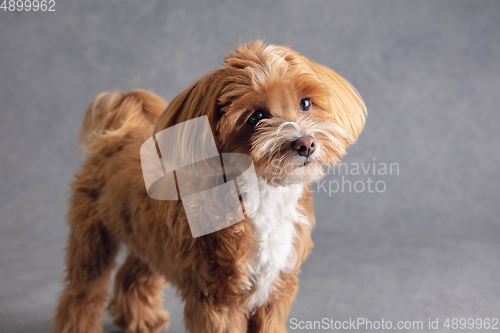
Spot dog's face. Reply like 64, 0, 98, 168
155, 41, 366, 185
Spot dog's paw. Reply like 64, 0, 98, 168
113, 309, 170, 333
139, 310, 170, 333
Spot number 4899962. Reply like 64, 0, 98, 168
1, 0, 55, 11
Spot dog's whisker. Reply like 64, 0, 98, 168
310, 128, 341, 147
277, 121, 301, 133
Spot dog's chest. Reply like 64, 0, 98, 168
246, 180, 308, 311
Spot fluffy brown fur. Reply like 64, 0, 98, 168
53, 41, 366, 333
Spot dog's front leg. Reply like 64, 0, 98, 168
182, 288, 248, 333
247, 273, 299, 333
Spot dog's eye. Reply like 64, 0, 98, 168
247, 110, 265, 126
300, 98, 312, 112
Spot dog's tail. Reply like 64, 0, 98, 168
78, 90, 167, 156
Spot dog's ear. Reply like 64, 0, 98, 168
154, 69, 227, 137
310, 61, 367, 144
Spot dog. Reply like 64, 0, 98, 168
53, 40, 366, 333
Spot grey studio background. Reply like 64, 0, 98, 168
1, 1, 500, 332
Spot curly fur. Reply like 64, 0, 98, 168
53, 41, 366, 333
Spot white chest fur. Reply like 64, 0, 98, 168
246, 179, 309, 311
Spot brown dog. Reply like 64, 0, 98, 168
53, 41, 366, 333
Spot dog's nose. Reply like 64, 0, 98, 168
293, 136, 316, 157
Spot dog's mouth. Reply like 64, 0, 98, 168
300, 158, 312, 167
295, 152, 317, 167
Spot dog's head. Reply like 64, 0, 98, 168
155, 41, 366, 185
